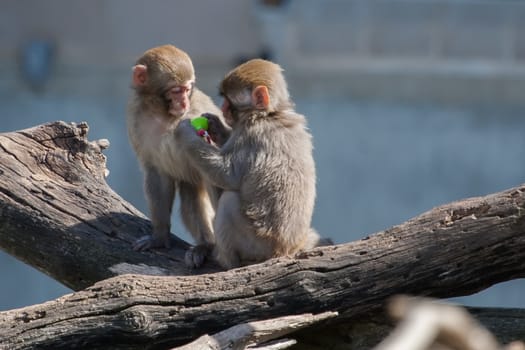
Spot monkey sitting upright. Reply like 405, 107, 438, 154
127, 45, 229, 268
175, 59, 325, 269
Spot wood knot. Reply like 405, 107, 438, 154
296, 249, 324, 259
15, 310, 46, 323
441, 203, 491, 226
118, 309, 153, 332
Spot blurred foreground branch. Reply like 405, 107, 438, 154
374, 296, 525, 350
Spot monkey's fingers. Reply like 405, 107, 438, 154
133, 235, 171, 251
132, 235, 154, 251
204, 115, 229, 146
184, 244, 212, 268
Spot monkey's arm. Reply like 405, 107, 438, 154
176, 120, 240, 191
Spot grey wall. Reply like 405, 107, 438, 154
0, 0, 261, 64
0, 0, 524, 311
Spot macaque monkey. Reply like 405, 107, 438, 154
175, 59, 324, 269
127, 45, 228, 267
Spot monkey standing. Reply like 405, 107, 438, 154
127, 45, 228, 268
175, 59, 324, 269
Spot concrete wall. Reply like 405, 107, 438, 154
2, 0, 525, 104
279, 0, 525, 63
259, 0, 525, 105
0, 0, 261, 65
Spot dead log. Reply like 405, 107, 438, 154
0, 121, 220, 291
0, 122, 525, 349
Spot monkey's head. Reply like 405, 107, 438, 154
219, 59, 292, 126
132, 45, 195, 118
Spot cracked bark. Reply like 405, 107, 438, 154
0, 122, 524, 349
0, 121, 221, 291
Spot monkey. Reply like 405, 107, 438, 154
175, 58, 326, 269
127, 44, 229, 268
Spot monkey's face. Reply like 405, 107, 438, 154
133, 45, 196, 118
220, 98, 236, 127
164, 80, 194, 117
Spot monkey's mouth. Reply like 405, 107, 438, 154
166, 97, 188, 117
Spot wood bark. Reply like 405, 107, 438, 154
0, 121, 220, 291
0, 122, 525, 349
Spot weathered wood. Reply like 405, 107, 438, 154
172, 311, 338, 350
0, 121, 220, 290
1, 122, 525, 349
1, 291, 524, 350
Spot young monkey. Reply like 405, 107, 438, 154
175, 59, 325, 269
127, 45, 229, 268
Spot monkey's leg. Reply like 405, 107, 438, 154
205, 182, 222, 211
212, 191, 241, 269
179, 181, 215, 268
213, 191, 274, 269
134, 166, 175, 251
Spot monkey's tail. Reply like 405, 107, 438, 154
305, 228, 333, 249
273, 228, 332, 257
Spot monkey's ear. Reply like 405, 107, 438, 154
132, 64, 148, 87
252, 85, 270, 110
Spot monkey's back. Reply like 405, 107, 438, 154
237, 112, 316, 252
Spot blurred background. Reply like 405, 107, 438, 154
0, 0, 524, 310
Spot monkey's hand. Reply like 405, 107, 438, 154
202, 113, 231, 146
176, 119, 239, 191
184, 243, 214, 268
175, 119, 203, 147
133, 234, 171, 251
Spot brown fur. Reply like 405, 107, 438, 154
127, 45, 225, 268
175, 59, 322, 269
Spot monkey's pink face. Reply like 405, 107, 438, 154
164, 81, 194, 117
221, 99, 235, 127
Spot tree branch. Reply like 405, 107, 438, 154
1, 122, 525, 349
172, 311, 338, 350
0, 121, 220, 290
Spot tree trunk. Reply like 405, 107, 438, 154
0, 122, 524, 349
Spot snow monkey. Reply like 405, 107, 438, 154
127, 45, 229, 268
175, 58, 326, 269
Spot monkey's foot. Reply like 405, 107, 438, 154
133, 235, 171, 251
185, 243, 213, 269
